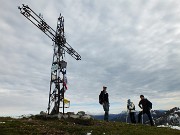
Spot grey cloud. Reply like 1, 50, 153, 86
0, 0, 180, 115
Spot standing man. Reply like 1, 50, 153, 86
127, 99, 136, 123
138, 95, 154, 126
99, 86, 109, 122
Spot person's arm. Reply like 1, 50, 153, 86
138, 100, 142, 109
127, 104, 129, 110
133, 103, 135, 110
107, 93, 109, 104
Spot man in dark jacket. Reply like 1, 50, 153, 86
99, 86, 109, 121
138, 95, 154, 126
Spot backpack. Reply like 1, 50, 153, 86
99, 91, 103, 104
147, 99, 152, 109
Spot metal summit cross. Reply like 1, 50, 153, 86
18, 4, 81, 115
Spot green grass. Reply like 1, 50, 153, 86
0, 116, 179, 135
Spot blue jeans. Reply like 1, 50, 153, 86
103, 102, 109, 121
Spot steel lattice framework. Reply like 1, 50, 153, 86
18, 4, 81, 114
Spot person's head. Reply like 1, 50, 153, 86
127, 99, 131, 104
140, 95, 144, 100
103, 86, 107, 92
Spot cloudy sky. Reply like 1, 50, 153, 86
0, 0, 180, 116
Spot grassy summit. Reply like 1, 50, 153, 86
0, 116, 180, 135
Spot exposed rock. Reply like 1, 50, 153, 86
69, 114, 80, 119
82, 115, 91, 119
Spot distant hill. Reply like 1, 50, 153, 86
153, 107, 180, 126
92, 110, 166, 123
92, 107, 180, 127
92, 113, 120, 121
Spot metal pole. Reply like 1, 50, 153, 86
47, 81, 52, 114
62, 68, 65, 115
126, 110, 128, 123
142, 110, 143, 124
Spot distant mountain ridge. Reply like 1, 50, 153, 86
154, 107, 180, 126
92, 107, 180, 127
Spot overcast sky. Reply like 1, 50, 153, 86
0, 0, 180, 116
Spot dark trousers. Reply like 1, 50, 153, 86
138, 110, 154, 126
129, 112, 136, 123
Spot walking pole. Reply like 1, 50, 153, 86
142, 110, 143, 124
126, 110, 128, 123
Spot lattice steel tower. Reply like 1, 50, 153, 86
18, 4, 81, 115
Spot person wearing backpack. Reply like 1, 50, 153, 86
138, 95, 154, 126
127, 99, 136, 123
99, 86, 109, 122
